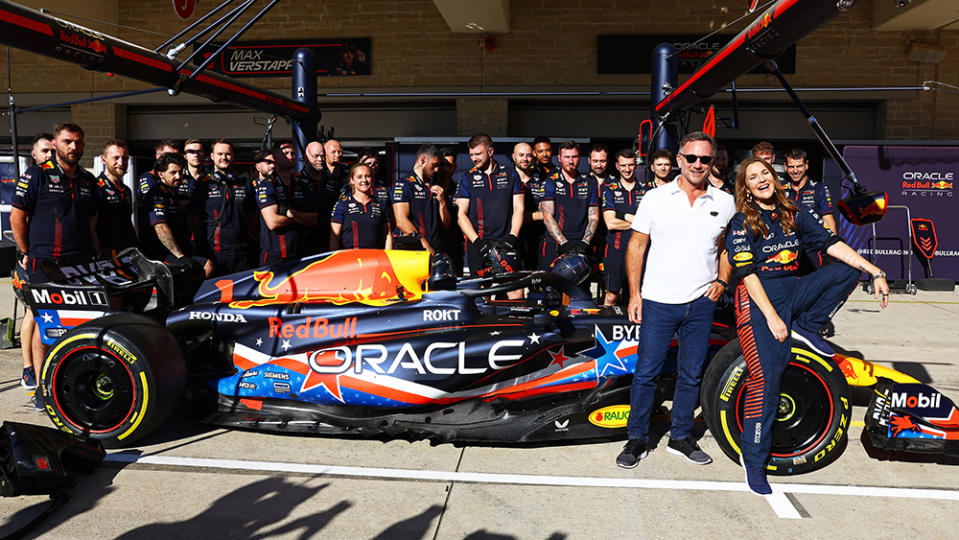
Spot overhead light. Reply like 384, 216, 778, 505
465, 22, 486, 31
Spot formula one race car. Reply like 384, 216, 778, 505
21, 249, 959, 475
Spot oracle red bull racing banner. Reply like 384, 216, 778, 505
195, 39, 371, 77
840, 146, 959, 282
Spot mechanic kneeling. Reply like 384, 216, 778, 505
726, 157, 890, 495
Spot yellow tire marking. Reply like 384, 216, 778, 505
118, 372, 149, 440
719, 411, 742, 454
43, 333, 98, 381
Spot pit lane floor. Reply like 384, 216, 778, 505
1, 285, 958, 539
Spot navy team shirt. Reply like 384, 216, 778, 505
189, 170, 254, 256
455, 161, 524, 241
601, 178, 650, 253
143, 181, 190, 260
784, 179, 833, 219
94, 173, 137, 253
331, 194, 389, 249
540, 171, 599, 244
254, 174, 320, 260
726, 205, 840, 281
12, 160, 97, 259
392, 172, 442, 250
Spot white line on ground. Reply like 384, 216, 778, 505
104, 453, 959, 519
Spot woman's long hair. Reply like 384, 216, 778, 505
733, 156, 798, 238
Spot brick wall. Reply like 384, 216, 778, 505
1, 0, 956, 140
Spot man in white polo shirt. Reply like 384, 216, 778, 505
616, 131, 735, 469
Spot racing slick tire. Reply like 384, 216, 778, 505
701, 338, 851, 475
39, 313, 187, 448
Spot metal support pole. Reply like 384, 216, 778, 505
173, 0, 255, 75
7, 47, 18, 179
766, 59, 862, 190
182, 0, 280, 85
291, 47, 317, 173
650, 42, 678, 154
17, 87, 165, 114
154, 0, 234, 54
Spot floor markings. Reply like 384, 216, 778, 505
104, 453, 959, 520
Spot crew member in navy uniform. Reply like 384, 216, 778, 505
189, 139, 255, 275
512, 142, 545, 272
331, 164, 392, 249
538, 140, 599, 271
10, 122, 99, 410
455, 134, 524, 281
93, 139, 137, 255
179, 138, 209, 207
437, 147, 464, 275
253, 149, 319, 265
142, 153, 214, 274
708, 142, 735, 195
600, 148, 649, 306
137, 138, 181, 200
532, 135, 556, 177
726, 156, 888, 494
391, 144, 450, 253
783, 148, 836, 270
298, 140, 331, 253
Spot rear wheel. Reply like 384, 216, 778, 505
701, 339, 851, 475
39, 313, 187, 448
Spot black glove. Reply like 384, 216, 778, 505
558, 241, 575, 255
394, 233, 422, 251
572, 241, 590, 255
474, 237, 492, 257
502, 234, 518, 251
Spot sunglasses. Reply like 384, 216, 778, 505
678, 153, 713, 165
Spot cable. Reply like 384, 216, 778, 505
923, 80, 959, 95
37, 8, 168, 36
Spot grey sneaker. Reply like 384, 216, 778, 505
666, 437, 712, 465
616, 439, 648, 469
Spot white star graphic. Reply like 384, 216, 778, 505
255, 338, 263, 347
281, 339, 291, 351
528, 332, 541, 344
490, 331, 501, 336
41, 312, 53, 324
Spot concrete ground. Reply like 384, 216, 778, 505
0, 281, 957, 539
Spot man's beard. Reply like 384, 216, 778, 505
106, 163, 126, 179
57, 148, 79, 166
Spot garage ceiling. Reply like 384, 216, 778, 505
868, 0, 956, 31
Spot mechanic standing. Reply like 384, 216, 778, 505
512, 142, 545, 273
10, 122, 99, 410
189, 139, 256, 275
142, 153, 214, 276
783, 148, 836, 271
252, 148, 319, 265
537, 140, 599, 271
617, 131, 735, 469
93, 139, 137, 255
391, 144, 450, 254
600, 148, 649, 306
455, 133, 525, 282
726, 156, 888, 494
331, 164, 392, 249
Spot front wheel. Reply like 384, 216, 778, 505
39, 313, 187, 448
701, 339, 851, 475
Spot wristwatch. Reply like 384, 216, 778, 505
873, 271, 886, 280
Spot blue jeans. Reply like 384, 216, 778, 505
626, 295, 715, 441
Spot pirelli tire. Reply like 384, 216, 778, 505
39, 313, 187, 448
701, 338, 852, 475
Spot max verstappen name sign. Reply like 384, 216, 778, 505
840, 145, 959, 281
194, 39, 371, 78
